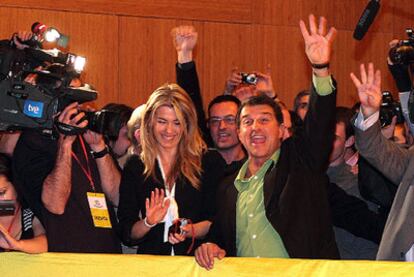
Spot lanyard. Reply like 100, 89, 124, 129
71, 135, 95, 191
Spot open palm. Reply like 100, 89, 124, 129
350, 63, 382, 118
300, 14, 337, 64
145, 188, 170, 225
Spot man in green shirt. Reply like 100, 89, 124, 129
195, 14, 338, 270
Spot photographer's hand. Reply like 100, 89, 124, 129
255, 66, 275, 98
350, 63, 382, 119
13, 31, 33, 50
42, 102, 87, 215
300, 14, 337, 77
57, 102, 87, 144
387, 39, 412, 92
224, 67, 242, 95
83, 130, 105, 152
171, 25, 198, 64
81, 109, 121, 206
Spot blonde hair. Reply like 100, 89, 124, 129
140, 84, 206, 189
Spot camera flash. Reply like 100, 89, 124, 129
73, 56, 86, 73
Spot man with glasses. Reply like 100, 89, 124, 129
207, 95, 246, 166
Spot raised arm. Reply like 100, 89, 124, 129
42, 102, 87, 215
83, 130, 121, 206
352, 63, 411, 185
297, 14, 338, 172
172, 26, 210, 145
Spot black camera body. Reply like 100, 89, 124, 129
0, 200, 15, 216
380, 91, 404, 127
240, 72, 257, 85
0, 38, 97, 135
389, 28, 414, 65
84, 109, 122, 138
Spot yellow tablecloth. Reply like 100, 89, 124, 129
1, 252, 414, 277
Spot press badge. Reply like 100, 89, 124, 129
87, 192, 112, 228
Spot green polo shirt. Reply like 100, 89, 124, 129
235, 150, 289, 258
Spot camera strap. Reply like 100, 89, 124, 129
171, 218, 195, 255
185, 219, 195, 255
55, 120, 87, 136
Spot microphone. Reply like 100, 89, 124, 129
353, 0, 381, 40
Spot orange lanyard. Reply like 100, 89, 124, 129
71, 135, 95, 191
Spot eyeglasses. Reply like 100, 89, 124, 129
208, 116, 236, 127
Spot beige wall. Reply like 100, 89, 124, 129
0, 0, 412, 110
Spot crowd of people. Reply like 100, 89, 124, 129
1, 13, 414, 268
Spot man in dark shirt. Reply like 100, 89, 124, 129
13, 102, 121, 253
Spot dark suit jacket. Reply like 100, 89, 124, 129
176, 61, 213, 146
207, 82, 339, 259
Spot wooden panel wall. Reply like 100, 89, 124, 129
0, 1, 413, 110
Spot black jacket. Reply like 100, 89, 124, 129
207, 82, 339, 259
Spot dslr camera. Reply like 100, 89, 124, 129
84, 109, 124, 139
380, 91, 404, 127
389, 28, 414, 65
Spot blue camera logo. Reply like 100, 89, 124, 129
23, 100, 44, 118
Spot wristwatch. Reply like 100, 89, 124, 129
90, 145, 109, 159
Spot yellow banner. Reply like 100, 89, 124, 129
1, 252, 414, 277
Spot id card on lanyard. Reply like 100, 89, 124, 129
72, 136, 112, 229
86, 192, 112, 228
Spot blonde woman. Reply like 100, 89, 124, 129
117, 84, 213, 255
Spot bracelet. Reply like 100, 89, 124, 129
90, 145, 109, 159
144, 217, 157, 228
311, 62, 330, 69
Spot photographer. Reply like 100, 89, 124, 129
8, 52, 122, 253
223, 66, 276, 102
100, 103, 133, 165
387, 39, 414, 138
13, 101, 122, 253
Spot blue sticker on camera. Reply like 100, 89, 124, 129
23, 100, 44, 118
